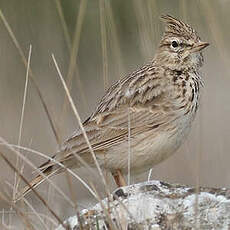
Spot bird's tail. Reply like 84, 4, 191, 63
14, 163, 58, 202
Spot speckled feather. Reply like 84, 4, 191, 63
17, 15, 209, 200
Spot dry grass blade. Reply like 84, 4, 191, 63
0, 150, 65, 228
22, 198, 51, 230
180, 0, 188, 21
59, 0, 88, 124
148, 0, 160, 47
0, 138, 77, 208
112, 194, 138, 228
99, 0, 109, 90
64, 172, 84, 230
0, 9, 61, 146
194, 109, 203, 230
13, 45, 32, 200
55, 0, 71, 52
52, 54, 111, 197
6, 143, 97, 200
127, 109, 131, 186
17, 46, 32, 147
199, 1, 230, 72
26, 212, 58, 228
91, 184, 118, 230
55, 0, 90, 117
147, 168, 152, 181
0, 223, 13, 230
7, 183, 51, 230
194, 2, 224, 228
104, 0, 125, 79
133, 0, 153, 59
146, 0, 156, 46
0, 191, 35, 230
91, 184, 139, 230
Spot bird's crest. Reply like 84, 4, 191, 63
161, 15, 200, 41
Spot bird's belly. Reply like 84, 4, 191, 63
101, 121, 192, 174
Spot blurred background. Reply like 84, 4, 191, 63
0, 0, 229, 229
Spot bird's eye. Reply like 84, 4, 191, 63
171, 41, 179, 48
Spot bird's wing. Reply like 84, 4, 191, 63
42, 63, 172, 168
63, 104, 168, 152
59, 64, 171, 156
91, 63, 165, 117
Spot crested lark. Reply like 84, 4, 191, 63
18, 15, 209, 199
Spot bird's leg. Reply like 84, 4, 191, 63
112, 169, 126, 187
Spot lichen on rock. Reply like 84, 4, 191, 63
57, 180, 230, 230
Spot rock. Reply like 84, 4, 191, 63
56, 180, 230, 230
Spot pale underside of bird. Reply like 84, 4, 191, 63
16, 15, 209, 201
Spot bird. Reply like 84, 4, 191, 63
16, 15, 209, 200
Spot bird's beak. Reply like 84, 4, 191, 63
190, 41, 209, 53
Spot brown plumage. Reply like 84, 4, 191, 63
16, 15, 209, 201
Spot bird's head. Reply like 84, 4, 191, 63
155, 15, 209, 70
